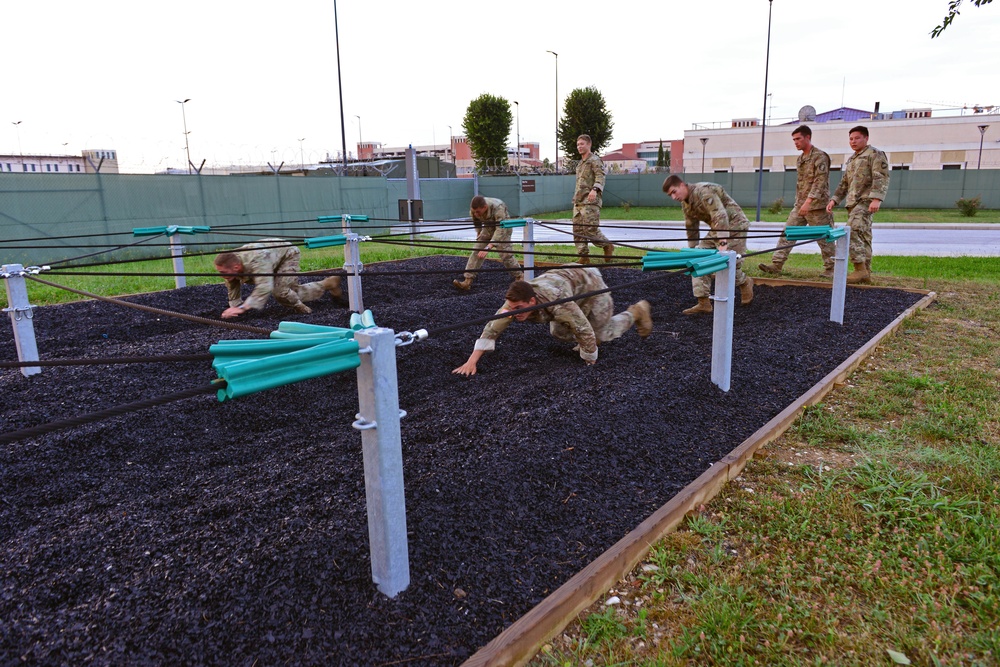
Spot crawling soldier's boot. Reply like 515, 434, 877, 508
683, 297, 713, 315
452, 276, 474, 291
739, 277, 754, 305
627, 300, 653, 338
292, 303, 312, 314
321, 275, 344, 301
604, 245, 615, 264
846, 262, 871, 284
577, 254, 590, 265
757, 261, 784, 275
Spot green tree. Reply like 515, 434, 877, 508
932, 0, 993, 37
557, 86, 614, 161
656, 140, 666, 168
462, 94, 513, 172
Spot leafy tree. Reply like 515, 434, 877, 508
462, 94, 513, 172
656, 140, 666, 168
557, 86, 614, 161
932, 0, 992, 37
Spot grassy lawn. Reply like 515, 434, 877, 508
536, 206, 1000, 224
532, 268, 1000, 666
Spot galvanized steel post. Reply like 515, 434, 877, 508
710, 251, 737, 391
353, 327, 410, 598
170, 237, 186, 289
2, 264, 41, 377
829, 227, 850, 324
523, 218, 535, 281
342, 215, 365, 313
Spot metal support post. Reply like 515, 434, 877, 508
709, 251, 737, 392
169, 237, 186, 289
830, 227, 850, 325
523, 218, 536, 281
352, 327, 410, 598
343, 232, 365, 313
2, 264, 41, 377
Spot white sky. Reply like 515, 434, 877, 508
6, 0, 999, 173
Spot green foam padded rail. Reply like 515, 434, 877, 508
642, 248, 724, 274
784, 225, 847, 241
317, 214, 369, 223
304, 234, 348, 249
500, 218, 528, 229
133, 225, 211, 236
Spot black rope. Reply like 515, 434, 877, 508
44, 233, 169, 268
25, 275, 272, 335
49, 239, 314, 271
0, 381, 226, 446
1, 354, 214, 369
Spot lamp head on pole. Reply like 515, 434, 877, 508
700, 138, 709, 146
979, 124, 990, 135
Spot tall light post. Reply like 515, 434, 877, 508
546, 50, 558, 171
176, 98, 192, 174
755, 0, 775, 223
513, 100, 520, 170
978, 124, 990, 169
447, 125, 453, 163
333, 0, 348, 174
700, 137, 708, 174
299, 137, 306, 169
355, 115, 362, 159
12, 120, 22, 157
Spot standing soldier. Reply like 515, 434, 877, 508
451, 267, 652, 374
759, 125, 837, 278
662, 175, 754, 315
452, 195, 523, 291
572, 134, 614, 264
213, 238, 342, 318
826, 125, 890, 284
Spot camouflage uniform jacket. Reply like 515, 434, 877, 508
574, 154, 606, 207
796, 146, 832, 209
470, 196, 513, 244
475, 267, 606, 357
831, 145, 890, 208
225, 239, 298, 310
681, 182, 750, 247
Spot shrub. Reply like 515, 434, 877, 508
767, 197, 785, 214
956, 196, 982, 217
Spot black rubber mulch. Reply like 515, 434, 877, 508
0, 255, 923, 666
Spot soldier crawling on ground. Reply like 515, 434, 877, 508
213, 238, 343, 319
451, 266, 652, 375
452, 195, 523, 291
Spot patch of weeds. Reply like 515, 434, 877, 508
580, 605, 629, 645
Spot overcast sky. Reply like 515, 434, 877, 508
6, 0, 999, 173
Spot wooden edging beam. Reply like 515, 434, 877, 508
464, 284, 938, 667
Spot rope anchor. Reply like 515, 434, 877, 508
352, 409, 407, 431
2, 305, 37, 321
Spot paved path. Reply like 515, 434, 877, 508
430, 220, 1000, 257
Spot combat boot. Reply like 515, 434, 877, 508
577, 254, 590, 265
818, 265, 835, 279
846, 262, 871, 284
627, 300, 653, 338
682, 297, 713, 315
757, 261, 784, 275
321, 276, 343, 300
292, 303, 312, 314
452, 277, 474, 291
603, 245, 615, 264
739, 277, 754, 305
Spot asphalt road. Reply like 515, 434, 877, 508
432, 221, 1000, 257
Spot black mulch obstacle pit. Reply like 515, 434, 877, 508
0, 255, 924, 665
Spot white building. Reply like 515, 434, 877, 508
0, 149, 120, 174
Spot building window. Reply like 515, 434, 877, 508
54, 164, 59, 172
23, 164, 28, 172
942, 164, 962, 170
46, 164, 51, 172
31, 164, 36, 172
892, 165, 910, 171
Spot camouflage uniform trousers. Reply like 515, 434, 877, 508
572, 204, 613, 258
846, 201, 874, 268
251, 247, 327, 308
771, 208, 836, 269
547, 291, 634, 345
691, 223, 751, 299
463, 226, 523, 281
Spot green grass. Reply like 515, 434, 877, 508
535, 206, 1000, 224
533, 274, 1000, 667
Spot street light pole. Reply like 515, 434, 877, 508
514, 100, 520, 170
978, 124, 989, 169
12, 120, 22, 157
755, 0, 775, 223
299, 137, 306, 169
700, 137, 708, 174
447, 125, 453, 163
176, 98, 192, 174
333, 0, 348, 174
546, 50, 558, 172
355, 116, 362, 159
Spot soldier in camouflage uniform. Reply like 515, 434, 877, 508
452, 195, 523, 291
213, 238, 342, 318
572, 134, 615, 264
759, 125, 836, 278
662, 175, 754, 315
826, 125, 890, 284
452, 267, 652, 374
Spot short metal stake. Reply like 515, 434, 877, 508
829, 227, 851, 325
169, 237, 187, 289
523, 217, 536, 281
342, 215, 365, 313
2, 264, 41, 377
710, 251, 737, 392
353, 327, 410, 598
